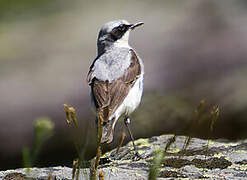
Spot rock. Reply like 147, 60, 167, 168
1, 135, 247, 179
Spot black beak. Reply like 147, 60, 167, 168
130, 22, 144, 30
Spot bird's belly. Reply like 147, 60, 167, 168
124, 77, 143, 114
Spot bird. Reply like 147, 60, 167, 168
87, 20, 144, 149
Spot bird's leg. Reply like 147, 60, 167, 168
124, 117, 141, 159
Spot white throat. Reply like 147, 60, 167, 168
97, 30, 131, 55
114, 31, 130, 48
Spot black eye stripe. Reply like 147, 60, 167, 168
110, 29, 122, 41
113, 24, 129, 32
109, 24, 130, 41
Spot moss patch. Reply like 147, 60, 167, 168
192, 157, 232, 169
163, 158, 191, 168
4, 173, 29, 180
162, 157, 232, 169
176, 148, 217, 156
158, 170, 187, 178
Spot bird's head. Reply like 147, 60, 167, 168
97, 19, 143, 54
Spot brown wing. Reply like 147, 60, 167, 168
90, 49, 141, 122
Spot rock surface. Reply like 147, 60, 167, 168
1, 135, 247, 179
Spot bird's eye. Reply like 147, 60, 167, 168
118, 24, 126, 31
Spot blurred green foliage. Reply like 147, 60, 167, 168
22, 117, 54, 168
148, 135, 176, 180
148, 150, 164, 180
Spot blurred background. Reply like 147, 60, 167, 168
1, 0, 247, 170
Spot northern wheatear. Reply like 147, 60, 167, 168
87, 20, 144, 150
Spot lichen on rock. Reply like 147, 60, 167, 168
1, 135, 247, 179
